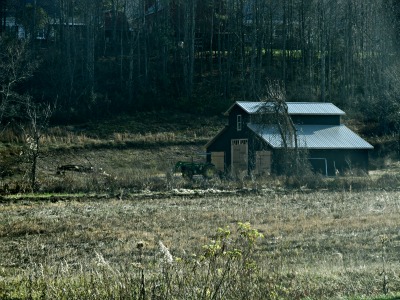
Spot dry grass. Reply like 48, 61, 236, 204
0, 111, 224, 147
1, 112, 400, 298
0, 111, 224, 193
0, 190, 399, 299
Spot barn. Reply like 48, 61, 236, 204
206, 101, 373, 176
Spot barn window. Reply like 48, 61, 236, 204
237, 115, 242, 131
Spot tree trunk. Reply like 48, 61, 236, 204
183, 0, 196, 98
282, 0, 287, 88
209, 0, 215, 72
319, 1, 326, 102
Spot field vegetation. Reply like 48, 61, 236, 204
0, 112, 400, 299
1, 190, 400, 299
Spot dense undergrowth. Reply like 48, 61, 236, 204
1, 159, 400, 196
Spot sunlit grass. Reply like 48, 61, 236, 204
0, 191, 399, 299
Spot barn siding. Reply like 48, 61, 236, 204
228, 106, 251, 127
308, 149, 369, 176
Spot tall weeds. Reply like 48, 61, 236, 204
0, 223, 280, 300
1, 191, 400, 299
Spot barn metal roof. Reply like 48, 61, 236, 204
225, 101, 346, 115
248, 123, 373, 150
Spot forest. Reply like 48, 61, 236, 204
1, 0, 400, 133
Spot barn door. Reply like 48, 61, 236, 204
231, 139, 248, 176
211, 152, 225, 172
255, 151, 271, 175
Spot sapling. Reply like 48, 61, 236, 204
22, 99, 54, 192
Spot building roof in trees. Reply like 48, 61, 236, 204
225, 101, 346, 116
145, 0, 164, 16
248, 123, 374, 150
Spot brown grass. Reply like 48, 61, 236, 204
0, 190, 399, 298
1, 112, 400, 298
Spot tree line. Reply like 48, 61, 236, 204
1, 0, 400, 134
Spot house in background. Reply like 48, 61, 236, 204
206, 101, 373, 176
2, 16, 25, 38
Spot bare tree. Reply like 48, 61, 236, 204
22, 99, 54, 192
257, 81, 297, 147
0, 39, 37, 130
183, 0, 197, 98
256, 81, 309, 176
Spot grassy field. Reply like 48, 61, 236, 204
0, 190, 400, 299
0, 111, 225, 193
1, 111, 400, 299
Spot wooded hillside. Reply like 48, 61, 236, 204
1, 0, 400, 134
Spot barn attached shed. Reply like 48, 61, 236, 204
206, 101, 373, 176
